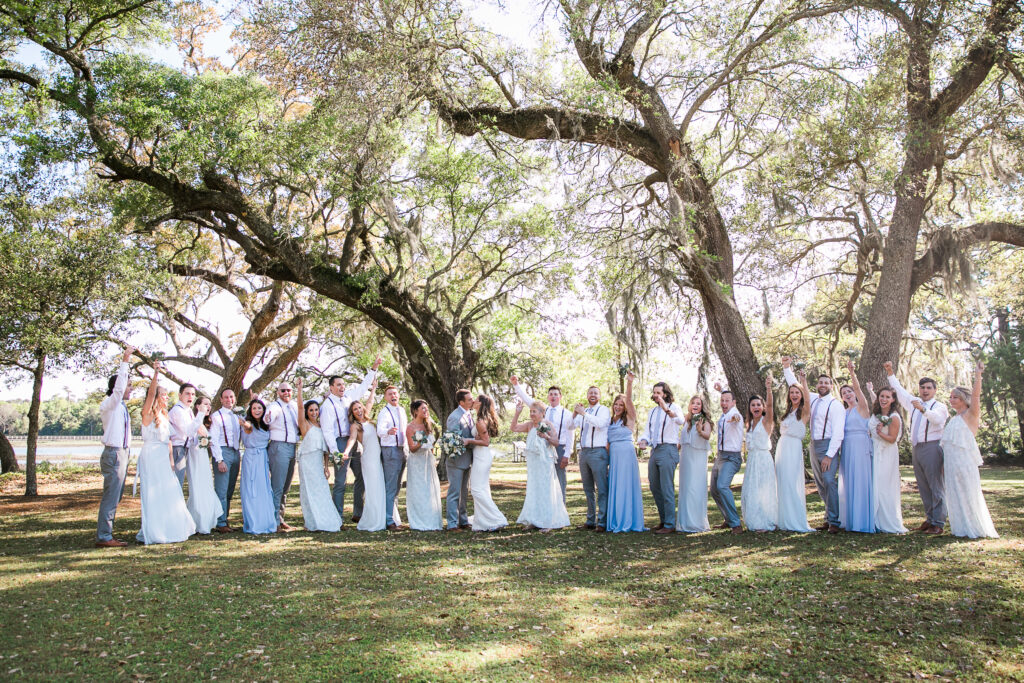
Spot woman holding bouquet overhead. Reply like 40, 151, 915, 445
294, 378, 342, 532
405, 399, 443, 531
606, 371, 647, 533
512, 400, 570, 532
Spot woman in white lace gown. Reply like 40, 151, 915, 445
185, 396, 223, 534
867, 388, 907, 533
294, 378, 342, 532
942, 362, 998, 539
775, 359, 814, 532
740, 375, 778, 532
676, 396, 711, 533
136, 362, 196, 545
405, 399, 443, 531
511, 400, 570, 531
466, 395, 508, 532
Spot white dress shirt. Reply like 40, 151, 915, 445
320, 370, 377, 448
209, 407, 241, 463
784, 367, 845, 458
100, 362, 132, 449
640, 403, 685, 447
513, 383, 575, 448
716, 406, 744, 452
574, 403, 611, 448
376, 402, 408, 449
168, 402, 194, 447
265, 400, 299, 444
888, 374, 949, 446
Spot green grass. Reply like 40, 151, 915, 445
1, 462, 1022, 681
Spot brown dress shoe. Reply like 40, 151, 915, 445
577, 523, 596, 530
654, 527, 675, 534
715, 522, 731, 529
214, 526, 230, 534
916, 520, 932, 532
448, 526, 466, 533
653, 522, 665, 531
594, 526, 605, 532
730, 526, 744, 534
386, 523, 398, 531
351, 516, 361, 523
828, 524, 842, 534
815, 523, 830, 531
923, 525, 943, 535
95, 539, 128, 548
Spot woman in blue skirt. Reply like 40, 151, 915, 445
240, 398, 278, 535
840, 361, 875, 533
606, 370, 648, 532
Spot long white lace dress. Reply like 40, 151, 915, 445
469, 424, 508, 531
297, 426, 342, 532
775, 413, 814, 532
741, 420, 778, 531
185, 419, 224, 535
941, 415, 998, 539
516, 427, 570, 530
137, 420, 196, 545
868, 414, 907, 533
406, 433, 443, 531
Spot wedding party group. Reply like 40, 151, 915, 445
93, 343, 998, 547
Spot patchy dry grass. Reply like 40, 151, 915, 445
1, 462, 1021, 681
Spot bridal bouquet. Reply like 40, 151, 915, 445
537, 422, 552, 436
412, 430, 432, 446
440, 431, 465, 461
198, 435, 211, 449
878, 415, 893, 427
327, 452, 346, 467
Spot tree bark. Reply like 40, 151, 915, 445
0, 430, 17, 473
24, 349, 46, 497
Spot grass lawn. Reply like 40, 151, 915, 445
1, 461, 1021, 681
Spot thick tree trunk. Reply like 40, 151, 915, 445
693, 275, 763, 406
24, 350, 46, 497
0, 430, 17, 473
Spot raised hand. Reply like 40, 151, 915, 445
574, 403, 586, 415
781, 356, 791, 368
372, 355, 383, 370
514, 400, 525, 414
152, 360, 162, 374
766, 373, 773, 389
975, 360, 985, 373
510, 375, 519, 385
883, 361, 894, 375
797, 369, 806, 382
865, 381, 874, 394
846, 359, 855, 373
713, 381, 723, 392
295, 376, 303, 391
122, 344, 135, 362
625, 370, 636, 383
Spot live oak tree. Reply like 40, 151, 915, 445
0, 0, 568, 419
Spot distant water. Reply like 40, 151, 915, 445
14, 444, 120, 467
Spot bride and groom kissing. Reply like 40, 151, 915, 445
444, 389, 507, 532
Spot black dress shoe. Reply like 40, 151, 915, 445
351, 516, 361, 523
815, 523, 830, 531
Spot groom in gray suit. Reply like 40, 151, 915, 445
445, 389, 476, 532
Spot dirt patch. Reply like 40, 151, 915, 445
0, 471, 140, 516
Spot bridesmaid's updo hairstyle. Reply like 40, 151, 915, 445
246, 398, 269, 430
476, 395, 499, 437
410, 399, 434, 433
951, 386, 972, 409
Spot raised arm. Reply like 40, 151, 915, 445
763, 373, 775, 429
510, 401, 531, 434
847, 361, 872, 418
510, 375, 534, 407
884, 361, 916, 412
624, 371, 638, 426
141, 361, 161, 426
797, 370, 812, 424
781, 356, 797, 387
966, 361, 984, 433
295, 377, 309, 436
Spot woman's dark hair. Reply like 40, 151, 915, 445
871, 387, 904, 420
782, 384, 805, 422
245, 398, 269, 430
304, 399, 319, 423
410, 399, 434, 433
106, 374, 119, 397
745, 394, 765, 430
652, 382, 675, 404
476, 395, 499, 437
193, 396, 213, 429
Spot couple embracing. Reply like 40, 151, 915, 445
446, 389, 507, 532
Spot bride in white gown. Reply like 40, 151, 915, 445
466, 395, 508, 532
184, 396, 223, 534
942, 362, 998, 539
776, 360, 814, 532
511, 400, 570, 531
137, 362, 196, 545
405, 399, 443, 531
343, 391, 401, 531
295, 379, 342, 532
868, 388, 907, 534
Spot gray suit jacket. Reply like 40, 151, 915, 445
446, 406, 474, 470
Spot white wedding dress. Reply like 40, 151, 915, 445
137, 420, 196, 544
941, 415, 998, 539
516, 427, 570, 530
356, 423, 401, 530
185, 424, 224, 534
469, 424, 507, 531
298, 426, 342, 532
868, 414, 907, 533
741, 420, 778, 531
775, 413, 814, 532
406, 433, 443, 530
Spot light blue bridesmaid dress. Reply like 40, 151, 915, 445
841, 408, 875, 533
241, 427, 278, 534
605, 420, 648, 532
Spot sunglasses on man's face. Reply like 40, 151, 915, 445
279, 389, 292, 394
